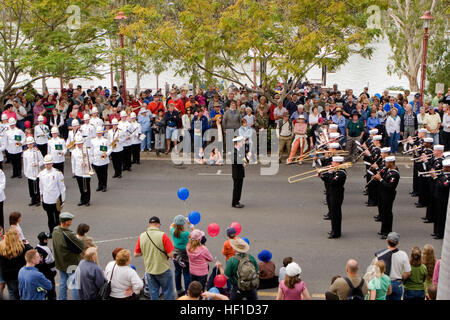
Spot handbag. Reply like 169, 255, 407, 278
99, 263, 116, 300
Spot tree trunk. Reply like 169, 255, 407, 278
136, 62, 141, 96
406, 73, 419, 92
437, 200, 450, 299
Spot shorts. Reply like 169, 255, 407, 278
166, 127, 179, 141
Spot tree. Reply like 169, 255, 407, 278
120, 0, 385, 102
384, 0, 447, 92
0, 0, 109, 105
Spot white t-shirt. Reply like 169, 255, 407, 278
389, 250, 411, 280
104, 261, 144, 298
443, 113, 450, 133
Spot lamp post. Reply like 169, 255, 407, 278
114, 11, 128, 106
419, 11, 434, 107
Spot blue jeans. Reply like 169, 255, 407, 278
190, 274, 207, 290
145, 269, 175, 300
141, 129, 152, 151
403, 289, 425, 300
174, 260, 191, 294
58, 270, 79, 300
427, 132, 439, 145
388, 132, 400, 153
387, 280, 403, 300
166, 127, 178, 141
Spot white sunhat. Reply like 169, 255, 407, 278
26, 136, 35, 144
83, 114, 90, 121
75, 136, 84, 144
96, 126, 104, 134
38, 115, 45, 122
130, 112, 136, 119
8, 117, 17, 125
1, 114, 8, 121
424, 137, 434, 143
120, 111, 127, 117
91, 107, 98, 114
71, 119, 79, 126
43, 154, 53, 164
381, 147, 391, 153
51, 127, 59, 134
111, 118, 119, 125
285, 262, 302, 277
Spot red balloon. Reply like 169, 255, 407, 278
43, 117, 47, 124
24, 120, 31, 128
207, 223, 220, 237
214, 275, 227, 288
230, 222, 242, 235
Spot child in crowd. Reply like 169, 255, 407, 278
222, 227, 238, 261
257, 250, 279, 289
35, 232, 57, 300
278, 257, 293, 283
205, 148, 223, 166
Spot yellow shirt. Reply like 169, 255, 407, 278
423, 113, 441, 131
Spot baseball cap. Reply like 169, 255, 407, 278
387, 232, 400, 243
149, 216, 160, 224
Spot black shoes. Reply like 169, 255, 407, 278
78, 202, 84, 206
85, 202, 90, 207
323, 214, 331, 220
366, 203, 377, 207
380, 234, 388, 239
232, 203, 244, 208
433, 235, 443, 240
78, 202, 90, 207
18, 175, 22, 179
328, 234, 340, 239
102, 188, 107, 192
96, 187, 102, 192
423, 219, 433, 224
415, 202, 426, 208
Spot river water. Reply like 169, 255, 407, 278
5, 37, 411, 96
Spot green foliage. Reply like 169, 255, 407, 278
121, 0, 385, 101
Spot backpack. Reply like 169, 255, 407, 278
344, 277, 365, 300
235, 254, 259, 291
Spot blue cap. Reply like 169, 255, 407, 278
226, 227, 236, 237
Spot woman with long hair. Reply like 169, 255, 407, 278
276, 262, 311, 300
186, 229, 213, 290
403, 247, 427, 300
422, 244, 436, 292
0, 228, 31, 299
170, 215, 193, 297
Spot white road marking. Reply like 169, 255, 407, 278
198, 173, 231, 176
404, 164, 411, 169
95, 236, 136, 244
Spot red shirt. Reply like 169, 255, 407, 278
134, 233, 174, 255
269, 104, 276, 121
130, 100, 142, 113
148, 101, 165, 115
168, 99, 185, 114
108, 113, 120, 123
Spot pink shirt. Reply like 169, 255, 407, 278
433, 259, 440, 285
186, 245, 213, 276
3, 110, 17, 120
279, 280, 306, 300
294, 122, 307, 135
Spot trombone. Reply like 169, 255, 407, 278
82, 146, 95, 193
403, 145, 423, 154
292, 150, 348, 163
288, 162, 352, 183
33, 148, 39, 195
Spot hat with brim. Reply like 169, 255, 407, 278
329, 143, 340, 149
51, 127, 59, 134
385, 156, 396, 162
332, 156, 344, 163
373, 135, 382, 141
419, 128, 428, 134
75, 136, 84, 144
424, 137, 434, 143
230, 238, 249, 253
232, 136, 244, 142
381, 147, 391, 153
43, 155, 53, 164
443, 159, 450, 166
369, 129, 378, 135
59, 212, 74, 222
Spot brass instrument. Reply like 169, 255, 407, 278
110, 129, 119, 148
403, 145, 423, 154
291, 150, 348, 163
33, 148, 39, 195
81, 146, 95, 192
288, 162, 352, 183
16, 142, 22, 147
399, 136, 419, 144
418, 169, 450, 177
101, 152, 107, 160
410, 154, 433, 162
67, 140, 76, 150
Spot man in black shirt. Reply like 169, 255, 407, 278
343, 95, 357, 118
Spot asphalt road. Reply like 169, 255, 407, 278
1, 156, 443, 300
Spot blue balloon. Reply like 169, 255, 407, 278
375, 93, 381, 99
188, 211, 201, 225
177, 188, 189, 201
242, 237, 250, 245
